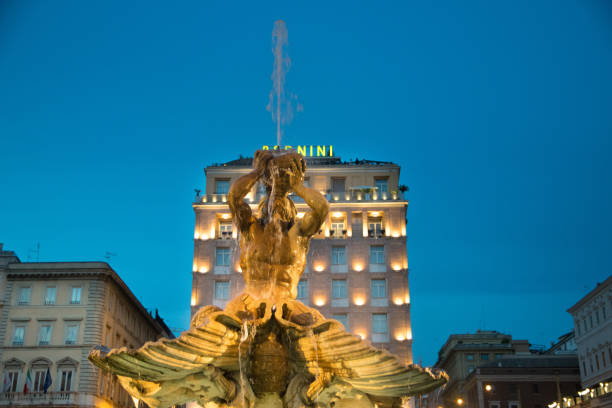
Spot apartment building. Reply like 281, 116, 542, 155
191, 154, 412, 363
430, 330, 531, 408
568, 275, 612, 388
0, 246, 173, 408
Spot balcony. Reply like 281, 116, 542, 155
218, 231, 233, 240
0, 391, 77, 405
194, 190, 406, 205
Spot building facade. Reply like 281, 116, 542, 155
432, 331, 531, 408
568, 275, 612, 388
463, 356, 581, 408
191, 155, 413, 363
0, 248, 173, 408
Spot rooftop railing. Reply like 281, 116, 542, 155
194, 190, 405, 204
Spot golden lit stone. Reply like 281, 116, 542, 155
89, 149, 447, 408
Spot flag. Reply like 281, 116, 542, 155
23, 369, 32, 394
43, 368, 52, 393
2, 372, 10, 392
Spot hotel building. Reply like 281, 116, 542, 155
191, 154, 412, 363
0, 244, 173, 408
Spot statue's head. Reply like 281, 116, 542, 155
254, 149, 305, 223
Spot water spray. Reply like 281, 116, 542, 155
267, 20, 300, 147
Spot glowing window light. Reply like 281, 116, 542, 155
314, 264, 325, 272
353, 296, 366, 306
297, 212, 305, 219
353, 263, 364, 272
314, 296, 326, 307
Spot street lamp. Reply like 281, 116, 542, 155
457, 399, 464, 406
485, 384, 493, 392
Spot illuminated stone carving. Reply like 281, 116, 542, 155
89, 150, 447, 408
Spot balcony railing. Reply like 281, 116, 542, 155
194, 190, 405, 205
0, 391, 76, 405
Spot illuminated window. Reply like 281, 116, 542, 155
333, 314, 349, 330
297, 280, 308, 300
219, 220, 233, 237
330, 220, 346, 237
331, 247, 346, 265
368, 217, 383, 237
214, 281, 230, 300
370, 246, 385, 264
332, 280, 347, 299
71, 286, 82, 304
372, 313, 388, 333
375, 178, 388, 193
216, 248, 231, 266
45, 287, 56, 305
215, 179, 230, 194
371, 279, 387, 298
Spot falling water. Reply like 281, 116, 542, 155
238, 318, 256, 408
267, 20, 300, 147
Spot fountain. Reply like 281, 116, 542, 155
89, 150, 447, 408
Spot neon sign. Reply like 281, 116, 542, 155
262, 145, 334, 157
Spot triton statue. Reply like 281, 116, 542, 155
89, 150, 447, 408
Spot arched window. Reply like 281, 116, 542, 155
56, 357, 78, 393
29, 357, 52, 393
3, 358, 25, 393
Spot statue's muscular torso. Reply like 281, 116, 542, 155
239, 215, 309, 301
227, 150, 328, 307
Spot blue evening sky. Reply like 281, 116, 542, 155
1, 1, 611, 365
